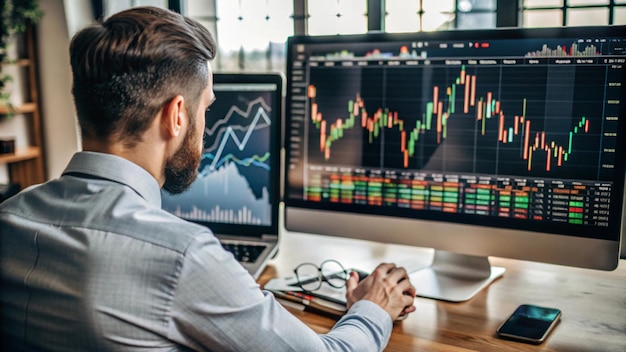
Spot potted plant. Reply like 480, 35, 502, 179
1, 0, 43, 110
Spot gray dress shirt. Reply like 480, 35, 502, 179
0, 152, 392, 351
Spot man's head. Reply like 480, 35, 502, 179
69, 6, 216, 193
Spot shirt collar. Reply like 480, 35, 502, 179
62, 151, 162, 206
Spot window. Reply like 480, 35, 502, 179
307, 0, 367, 35
214, 0, 293, 72
385, 0, 496, 33
522, 0, 626, 27
455, 0, 497, 29
185, 0, 293, 73
104, 0, 167, 16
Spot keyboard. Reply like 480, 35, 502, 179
222, 243, 266, 263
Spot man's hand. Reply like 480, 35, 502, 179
344, 263, 416, 321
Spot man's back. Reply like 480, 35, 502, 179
0, 153, 213, 350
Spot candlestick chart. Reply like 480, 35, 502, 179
306, 63, 608, 181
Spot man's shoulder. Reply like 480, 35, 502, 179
126, 207, 216, 253
0, 177, 216, 255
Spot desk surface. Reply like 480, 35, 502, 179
257, 232, 626, 352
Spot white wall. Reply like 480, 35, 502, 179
36, 0, 90, 179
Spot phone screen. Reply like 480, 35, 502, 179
497, 304, 561, 343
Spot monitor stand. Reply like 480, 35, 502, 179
409, 250, 505, 302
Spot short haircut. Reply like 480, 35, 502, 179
70, 6, 216, 145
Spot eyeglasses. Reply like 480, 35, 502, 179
293, 259, 348, 292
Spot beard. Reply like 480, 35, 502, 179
162, 118, 202, 195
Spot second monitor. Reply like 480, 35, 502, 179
283, 26, 626, 301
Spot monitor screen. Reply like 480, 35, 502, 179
283, 26, 626, 301
162, 73, 282, 236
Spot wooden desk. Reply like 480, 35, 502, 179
258, 232, 626, 352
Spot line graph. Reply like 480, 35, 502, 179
204, 96, 272, 171
201, 152, 271, 174
162, 90, 276, 226
205, 96, 271, 135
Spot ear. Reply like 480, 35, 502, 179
161, 95, 186, 139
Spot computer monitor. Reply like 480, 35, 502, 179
283, 26, 626, 302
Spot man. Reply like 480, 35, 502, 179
0, 6, 416, 351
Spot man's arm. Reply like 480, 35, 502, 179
168, 233, 397, 352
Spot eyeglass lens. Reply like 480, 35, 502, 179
295, 263, 321, 291
295, 260, 348, 291
321, 260, 347, 288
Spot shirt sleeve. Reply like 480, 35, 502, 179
167, 233, 393, 352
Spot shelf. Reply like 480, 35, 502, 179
0, 102, 37, 115
1, 58, 31, 67
0, 24, 45, 189
0, 146, 41, 164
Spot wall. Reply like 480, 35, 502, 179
36, 0, 90, 179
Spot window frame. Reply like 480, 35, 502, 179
95, 0, 625, 29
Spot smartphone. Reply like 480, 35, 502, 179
496, 304, 561, 344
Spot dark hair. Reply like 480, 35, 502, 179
70, 6, 216, 144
